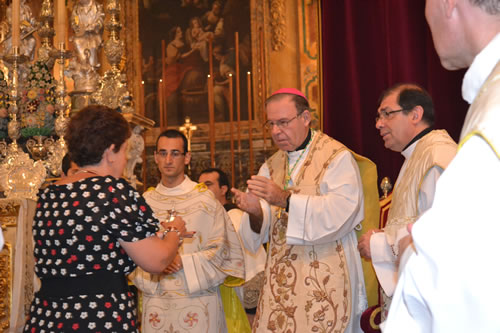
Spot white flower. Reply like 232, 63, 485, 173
97, 311, 105, 318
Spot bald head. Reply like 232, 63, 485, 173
425, 0, 500, 70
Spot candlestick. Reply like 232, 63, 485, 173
228, 73, 235, 188
259, 27, 268, 151
207, 75, 215, 167
247, 71, 254, 175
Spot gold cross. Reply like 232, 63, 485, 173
179, 116, 197, 152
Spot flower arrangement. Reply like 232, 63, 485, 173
19, 61, 56, 138
0, 70, 10, 140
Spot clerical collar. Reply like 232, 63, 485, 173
291, 129, 312, 152
223, 203, 238, 212
402, 127, 433, 152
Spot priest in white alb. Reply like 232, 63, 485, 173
130, 129, 245, 333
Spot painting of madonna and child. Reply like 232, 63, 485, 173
140, 0, 252, 127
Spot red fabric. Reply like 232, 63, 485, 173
321, 0, 468, 187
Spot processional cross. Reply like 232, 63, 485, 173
179, 116, 197, 172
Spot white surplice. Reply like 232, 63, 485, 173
130, 176, 245, 333
370, 130, 456, 298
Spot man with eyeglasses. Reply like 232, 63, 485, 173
129, 129, 245, 333
384, 1, 500, 332
357, 83, 457, 321
232, 88, 379, 333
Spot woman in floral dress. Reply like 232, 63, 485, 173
24, 105, 188, 332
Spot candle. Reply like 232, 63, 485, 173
158, 80, 164, 129
235, 32, 241, 151
207, 75, 216, 167
208, 37, 213, 79
161, 39, 167, 129
56, 0, 66, 47
228, 74, 235, 188
259, 28, 267, 150
11, 0, 20, 49
247, 71, 254, 174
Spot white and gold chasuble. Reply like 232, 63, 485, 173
384, 130, 457, 246
130, 177, 245, 333
379, 129, 456, 318
253, 132, 359, 333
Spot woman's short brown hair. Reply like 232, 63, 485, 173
66, 105, 131, 167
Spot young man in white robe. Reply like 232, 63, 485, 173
384, 0, 500, 332
130, 130, 245, 333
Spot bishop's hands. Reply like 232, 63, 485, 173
231, 176, 290, 234
246, 176, 289, 208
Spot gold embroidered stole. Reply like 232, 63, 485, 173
252, 132, 352, 332
459, 60, 500, 158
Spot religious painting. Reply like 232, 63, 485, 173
139, 0, 252, 127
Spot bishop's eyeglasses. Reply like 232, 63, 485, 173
264, 114, 302, 130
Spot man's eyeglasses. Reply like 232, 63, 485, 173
375, 109, 408, 123
264, 114, 301, 130
156, 150, 185, 158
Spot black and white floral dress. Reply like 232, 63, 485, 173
24, 176, 158, 332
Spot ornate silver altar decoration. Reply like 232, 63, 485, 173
0, 148, 46, 200
67, 0, 104, 109
0, 0, 38, 85
37, 0, 56, 69
124, 125, 144, 189
1, 0, 38, 61
92, 0, 132, 113
91, 0, 153, 188
0, 46, 46, 200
